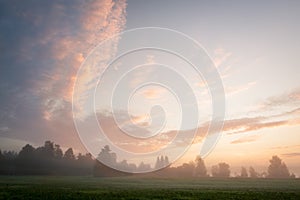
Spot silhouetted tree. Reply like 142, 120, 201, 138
18, 144, 35, 160
54, 144, 63, 159
138, 162, 151, 171
194, 156, 208, 177
36, 141, 55, 159
211, 162, 230, 177
16, 144, 36, 174
240, 167, 248, 178
164, 156, 169, 166
1, 151, 17, 175
128, 163, 138, 172
0, 150, 5, 174
94, 145, 133, 177
97, 145, 117, 166
155, 156, 160, 169
249, 166, 259, 178
0, 141, 97, 176
176, 162, 195, 177
76, 153, 94, 175
154, 155, 169, 169
64, 148, 75, 160
267, 155, 291, 178
290, 173, 296, 179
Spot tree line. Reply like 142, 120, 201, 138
0, 141, 296, 178
0, 141, 93, 175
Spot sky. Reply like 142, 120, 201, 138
0, 0, 300, 175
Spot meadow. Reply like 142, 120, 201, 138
0, 176, 299, 199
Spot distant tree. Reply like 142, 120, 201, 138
138, 162, 151, 171
0, 150, 4, 173
160, 155, 165, 167
194, 156, 208, 177
155, 155, 169, 169
249, 166, 259, 178
211, 165, 219, 177
211, 162, 230, 177
97, 145, 117, 166
2, 151, 18, 160
63, 148, 75, 160
260, 171, 267, 178
176, 162, 195, 177
240, 167, 248, 178
164, 156, 169, 166
75, 153, 94, 175
94, 146, 130, 177
0, 150, 3, 162
35, 141, 55, 161
18, 144, 35, 159
44, 141, 55, 158
54, 144, 63, 159
128, 163, 137, 172
290, 173, 296, 179
267, 155, 290, 178
119, 160, 129, 171
155, 156, 160, 169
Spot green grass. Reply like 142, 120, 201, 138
0, 176, 299, 199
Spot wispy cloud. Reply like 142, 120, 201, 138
43, 0, 127, 120
222, 88, 300, 135
0, 0, 127, 150
281, 153, 300, 157
142, 88, 166, 99
258, 87, 300, 111
231, 134, 261, 144
225, 81, 257, 96
224, 118, 289, 135
271, 145, 300, 150
213, 48, 232, 68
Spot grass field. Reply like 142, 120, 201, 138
0, 176, 299, 199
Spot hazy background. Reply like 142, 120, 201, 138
0, 0, 299, 175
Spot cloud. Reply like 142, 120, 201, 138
226, 119, 289, 135
271, 145, 300, 150
39, 0, 127, 120
213, 48, 232, 68
223, 115, 299, 135
225, 81, 257, 96
281, 153, 300, 157
222, 89, 300, 135
0, 0, 127, 151
258, 87, 300, 111
94, 111, 178, 153
130, 114, 150, 126
74, 110, 207, 155
231, 134, 261, 144
142, 88, 166, 99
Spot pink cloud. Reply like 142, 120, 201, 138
213, 48, 232, 68
35, 0, 127, 121
231, 134, 261, 144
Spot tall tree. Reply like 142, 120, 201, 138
54, 144, 63, 159
176, 162, 195, 177
267, 155, 290, 178
194, 156, 208, 177
211, 162, 230, 177
97, 145, 117, 166
249, 166, 259, 178
18, 144, 35, 159
240, 167, 248, 178
64, 148, 75, 160
0, 150, 3, 161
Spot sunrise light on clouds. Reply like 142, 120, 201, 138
0, 0, 300, 177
